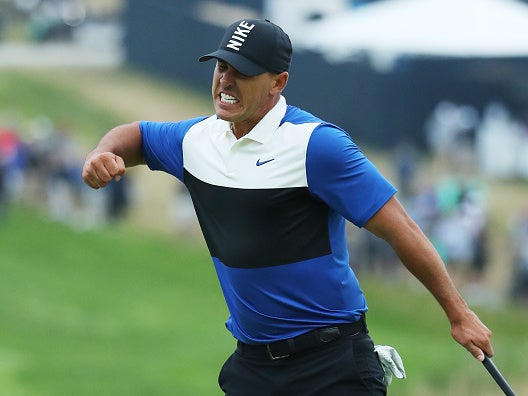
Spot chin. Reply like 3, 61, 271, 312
215, 108, 235, 122
216, 112, 233, 122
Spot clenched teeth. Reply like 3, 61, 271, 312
220, 92, 239, 104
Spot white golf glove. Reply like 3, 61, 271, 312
374, 345, 406, 386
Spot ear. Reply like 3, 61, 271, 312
271, 72, 289, 93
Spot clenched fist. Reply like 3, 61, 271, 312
82, 151, 126, 189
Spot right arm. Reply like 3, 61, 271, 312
82, 121, 144, 189
364, 196, 493, 361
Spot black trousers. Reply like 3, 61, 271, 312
218, 331, 387, 396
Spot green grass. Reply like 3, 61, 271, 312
363, 277, 528, 395
0, 70, 124, 146
0, 205, 232, 396
1, 206, 527, 396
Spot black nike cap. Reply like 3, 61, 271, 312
199, 18, 292, 77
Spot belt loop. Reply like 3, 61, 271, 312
237, 341, 245, 356
361, 314, 367, 332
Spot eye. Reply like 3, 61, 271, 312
217, 61, 228, 71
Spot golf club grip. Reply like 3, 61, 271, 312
482, 356, 516, 396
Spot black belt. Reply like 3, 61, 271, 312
236, 316, 367, 361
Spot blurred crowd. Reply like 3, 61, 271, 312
349, 100, 528, 306
1, 0, 87, 42
0, 0, 123, 47
2, 98, 528, 306
426, 100, 528, 180
0, 114, 130, 229
509, 206, 528, 304
425, 100, 528, 305
347, 172, 489, 294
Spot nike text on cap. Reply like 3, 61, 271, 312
199, 18, 292, 77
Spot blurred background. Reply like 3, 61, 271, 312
1, 0, 528, 395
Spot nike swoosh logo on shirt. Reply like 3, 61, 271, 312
256, 158, 275, 166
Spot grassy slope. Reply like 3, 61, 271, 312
0, 206, 231, 396
0, 70, 123, 147
2, 206, 528, 396
1, 69, 527, 395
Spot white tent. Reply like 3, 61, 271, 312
299, 0, 528, 65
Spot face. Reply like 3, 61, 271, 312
212, 60, 287, 135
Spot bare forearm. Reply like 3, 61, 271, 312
83, 121, 144, 189
385, 218, 470, 324
365, 196, 493, 360
88, 121, 144, 167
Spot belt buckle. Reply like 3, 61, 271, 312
266, 344, 290, 360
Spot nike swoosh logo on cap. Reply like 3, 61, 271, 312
256, 158, 275, 166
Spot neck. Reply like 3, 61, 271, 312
231, 123, 251, 139
230, 95, 281, 139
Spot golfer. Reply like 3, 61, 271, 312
82, 18, 493, 395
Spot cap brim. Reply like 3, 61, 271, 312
199, 49, 267, 77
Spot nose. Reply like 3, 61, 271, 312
219, 68, 235, 85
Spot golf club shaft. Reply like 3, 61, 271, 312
482, 356, 516, 396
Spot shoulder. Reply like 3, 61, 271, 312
281, 105, 355, 149
282, 105, 323, 125
140, 116, 210, 136
279, 105, 364, 168
308, 122, 364, 165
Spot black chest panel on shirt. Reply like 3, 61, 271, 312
184, 170, 331, 268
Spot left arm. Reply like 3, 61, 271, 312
364, 196, 494, 361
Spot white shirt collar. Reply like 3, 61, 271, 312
239, 95, 287, 144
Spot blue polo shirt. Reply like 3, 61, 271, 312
140, 96, 396, 344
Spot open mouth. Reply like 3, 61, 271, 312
220, 92, 239, 104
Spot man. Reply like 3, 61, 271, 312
82, 19, 493, 395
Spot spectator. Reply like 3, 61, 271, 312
510, 206, 528, 304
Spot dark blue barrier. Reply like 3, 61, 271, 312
123, 0, 528, 148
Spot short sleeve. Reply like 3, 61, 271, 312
140, 117, 206, 181
306, 124, 397, 227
